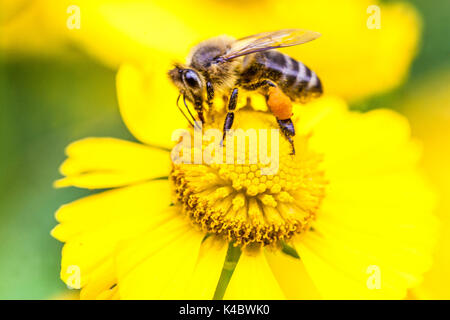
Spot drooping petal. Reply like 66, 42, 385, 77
273, 0, 420, 100
116, 63, 189, 148
115, 209, 210, 299
265, 248, 321, 299
79, 257, 116, 300
224, 250, 285, 299
54, 137, 170, 189
184, 236, 228, 299
52, 179, 174, 298
293, 97, 437, 299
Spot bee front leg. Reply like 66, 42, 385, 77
196, 108, 205, 124
221, 88, 239, 143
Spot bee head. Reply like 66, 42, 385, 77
168, 65, 204, 108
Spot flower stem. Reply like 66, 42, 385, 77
213, 243, 241, 300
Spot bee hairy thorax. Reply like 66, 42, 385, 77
188, 38, 238, 90
239, 50, 322, 103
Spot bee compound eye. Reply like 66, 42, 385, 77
183, 70, 201, 88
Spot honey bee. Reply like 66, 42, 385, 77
168, 29, 323, 154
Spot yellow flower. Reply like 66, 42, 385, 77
51, 63, 437, 299
0, 1, 68, 56
2, 0, 420, 101
50, 290, 80, 300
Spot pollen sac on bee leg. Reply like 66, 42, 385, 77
266, 86, 293, 120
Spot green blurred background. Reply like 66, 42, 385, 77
0, 0, 449, 299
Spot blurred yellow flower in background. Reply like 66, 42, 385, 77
402, 69, 450, 299
2, 0, 420, 101
0, 1, 68, 56
51, 59, 437, 298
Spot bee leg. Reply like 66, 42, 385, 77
196, 108, 205, 124
243, 79, 276, 91
255, 81, 294, 155
243, 79, 296, 154
221, 88, 239, 145
206, 80, 214, 110
277, 118, 296, 155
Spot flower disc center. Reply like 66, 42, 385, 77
170, 110, 326, 246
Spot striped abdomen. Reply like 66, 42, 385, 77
239, 50, 322, 103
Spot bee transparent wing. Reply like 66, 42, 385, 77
219, 29, 321, 62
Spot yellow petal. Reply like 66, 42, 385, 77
52, 179, 174, 296
76, 1, 197, 65
54, 137, 170, 189
0, 1, 68, 56
95, 285, 120, 300
273, 0, 420, 100
185, 236, 228, 299
224, 250, 285, 300
116, 209, 207, 299
296, 228, 427, 299
52, 180, 173, 241
116, 63, 188, 148
292, 97, 437, 299
297, 96, 421, 178
57, 0, 266, 67
265, 248, 321, 299
80, 257, 116, 300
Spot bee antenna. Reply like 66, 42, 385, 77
176, 94, 194, 128
183, 95, 201, 130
